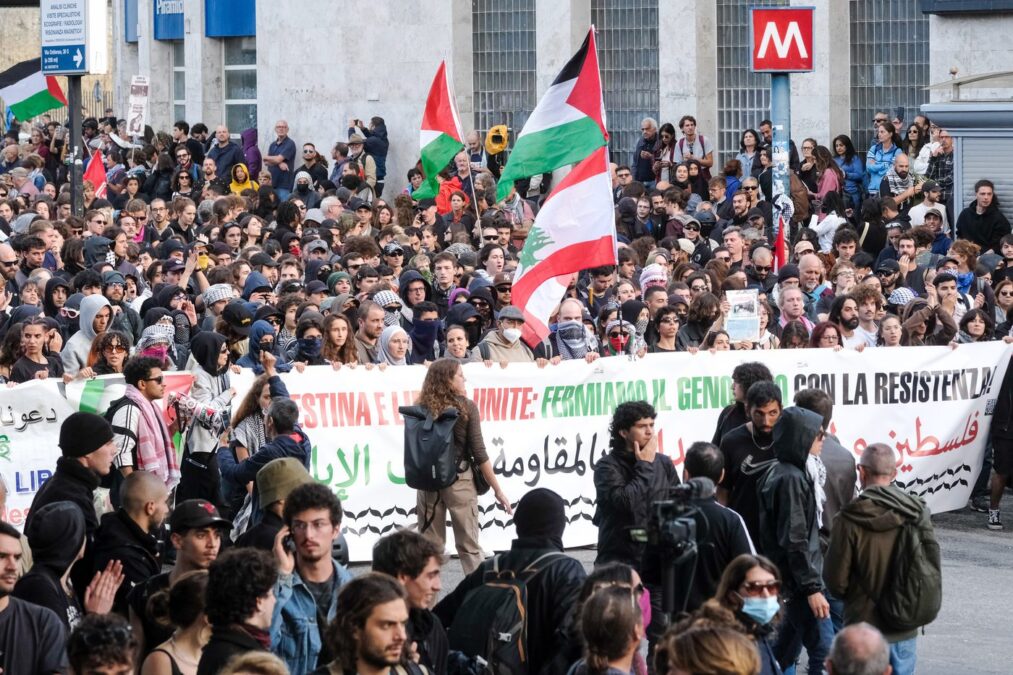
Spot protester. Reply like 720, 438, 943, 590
140, 570, 209, 675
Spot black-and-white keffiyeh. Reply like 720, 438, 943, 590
806, 453, 828, 528
556, 320, 590, 360
885, 166, 913, 198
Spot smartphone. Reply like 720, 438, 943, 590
283, 534, 296, 554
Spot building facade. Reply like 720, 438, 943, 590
110, 0, 1012, 196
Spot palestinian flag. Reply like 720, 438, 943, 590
0, 58, 66, 121
496, 27, 608, 201
511, 146, 617, 345
413, 61, 464, 201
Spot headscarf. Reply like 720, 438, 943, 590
378, 325, 410, 366
621, 299, 649, 352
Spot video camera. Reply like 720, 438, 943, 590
632, 479, 708, 618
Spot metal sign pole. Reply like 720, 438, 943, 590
68, 76, 82, 216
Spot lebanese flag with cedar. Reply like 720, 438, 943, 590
83, 148, 107, 198
512, 146, 617, 346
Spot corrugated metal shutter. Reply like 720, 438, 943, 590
960, 137, 1013, 223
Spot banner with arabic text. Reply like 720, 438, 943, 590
233, 343, 1011, 562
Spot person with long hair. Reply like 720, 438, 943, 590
83, 329, 132, 377
414, 358, 511, 572
866, 123, 902, 197
903, 123, 927, 166
812, 145, 845, 202
797, 138, 819, 193
878, 314, 903, 347
322, 313, 358, 367
809, 321, 843, 349
833, 134, 865, 210
699, 553, 783, 675
170, 168, 198, 200
140, 570, 209, 675
954, 308, 994, 343
575, 586, 645, 675
677, 292, 721, 351
9, 317, 64, 383
655, 623, 761, 675
737, 129, 761, 179
779, 320, 810, 349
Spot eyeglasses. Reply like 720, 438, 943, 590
178, 175, 191, 181
346, 264, 362, 271
740, 580, 780, 597
172, 292, 187, 301
690, 285, 708, 292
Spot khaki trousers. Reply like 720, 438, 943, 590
417, 468, 483, 573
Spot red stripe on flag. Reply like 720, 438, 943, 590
565, 28, 608, 141
46, 76, 67, 105
542, 146, 609, 207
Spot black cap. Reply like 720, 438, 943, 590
347, 197, 368, 211
251, 252, 280, 268
777, 263, 800, 284
876, 259, 900, 274
222, 301, 253, 335
417, 198, 436, 210
169, 499, 231, 533
254, 304, 282, 323
306, 280, 328, 294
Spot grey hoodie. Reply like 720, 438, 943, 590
60, 294, 111, 376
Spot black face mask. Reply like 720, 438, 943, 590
464, 322, 482, 348
296, 183, 310, 193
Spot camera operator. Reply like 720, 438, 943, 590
641, 442, 755, 615
593, 401, 679, 649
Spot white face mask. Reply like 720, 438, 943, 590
502, 328, 522, 344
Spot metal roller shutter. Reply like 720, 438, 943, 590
959, 137, 1013, 223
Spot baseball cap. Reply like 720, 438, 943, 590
306, 239, 329, 254
306, 280, 328, 295
165, 260, 186, 273
416, 198, 436, 211
876, 259, 900, 274
304, 208, 324, 224
924, 207, 943, 219
492, 272, 513, 288
251, 252, 280, 268
169, 499, 231, 533
921, 180, 940, 193
222, 301, 254, 335
383, 242, 404, 256
102, 270, 125, 286
346, 197, 367, 211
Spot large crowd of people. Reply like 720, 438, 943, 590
0, 103, 1008, 674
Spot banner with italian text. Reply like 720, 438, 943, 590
232, 343, 1012, 562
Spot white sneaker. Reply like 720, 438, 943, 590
987, 509, 1004, 530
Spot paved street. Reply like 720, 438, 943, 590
352, 494, 1012, 674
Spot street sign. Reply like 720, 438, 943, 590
40, 0, 108, 75
750, 7, 815, 73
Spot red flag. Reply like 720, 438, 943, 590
83, 149, 107, 198
773, 214, 788, 270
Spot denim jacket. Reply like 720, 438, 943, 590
271, 559, 354, 675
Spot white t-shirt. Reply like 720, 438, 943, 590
853, 325, 879, 348
908, 201, 950, 234
674, 135, 711, 164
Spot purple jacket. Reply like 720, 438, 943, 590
241, 128, 262, 178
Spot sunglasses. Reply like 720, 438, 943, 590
483, 235, 499, 241
385, 251, 404, 257
496, 285, 512, 293
608, 331, 630, 339
743, 186, 758, 191
999, 290, 1013, 297
659, 317, 679, 325
754, 265, 772, 272
302, 149, 315, 154
0, 259, 17, 267
60, 307, 80, 318
471, 300, 489, 307
101, 344, 127, 355
265, 317, 282, 325
143, 375, 164, 384
740, 580, 780, 596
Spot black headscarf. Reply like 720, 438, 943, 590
513, 488, 566, 550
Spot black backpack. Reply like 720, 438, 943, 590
448, 552, 567, 675
876, 513, 942, 632
400, 405, 459, 492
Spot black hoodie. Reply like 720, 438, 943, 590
757, 406, 825, 599
190, 332, 228, 375
92, 509, 161, 615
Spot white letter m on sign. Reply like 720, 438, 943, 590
757, 21, 808, 59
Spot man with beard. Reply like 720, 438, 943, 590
549, 298, 600, 363
316, 574, 415, 675
272, 482, 353, 674
852, 285, 882, 348
0, 521, 68, 674
879, 154, 916, 215
746, 245, 776, 293
718, 381, 783, 546
829, 295, 863, 349
0, 243, 19, 308
354, 300, 385, 364
128, 499, 231, 657
91, 471, 169, 615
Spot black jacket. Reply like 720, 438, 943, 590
992, 364, 1013, 441
592, 449, 680, 567
712, 402, 747, 446
757, 407, 825, 600
433, 537, 586, 675
236, 509, 285, 551
28, 457, 101, 601
408, 607, 448, 675
197, 625, 267, 675
956, 203, 1012, 253
92, 509, 161, 614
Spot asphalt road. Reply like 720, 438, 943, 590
352, 494, 1012, 674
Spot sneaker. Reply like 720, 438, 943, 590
988, 509, 1004, 530
970, 496, 990, 513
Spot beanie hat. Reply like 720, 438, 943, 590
777, 264, 800, 284
59, 412, 114, 458
327, 271, 352, 294
257, 458, 314, 507
639, 263, 668, 289
203, 283, 233, 307
25, 501, 86, 570
513, 488, 566, 546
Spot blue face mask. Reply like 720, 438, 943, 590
298, 337, 322, 357
740, 595, 779, 625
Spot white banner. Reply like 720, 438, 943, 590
127, 75, 149, 137
229, 343, 1012, 562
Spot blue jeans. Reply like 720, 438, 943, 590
890, 638, 917, 675
774, 594, 834, 675
827, 593, 845, 633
